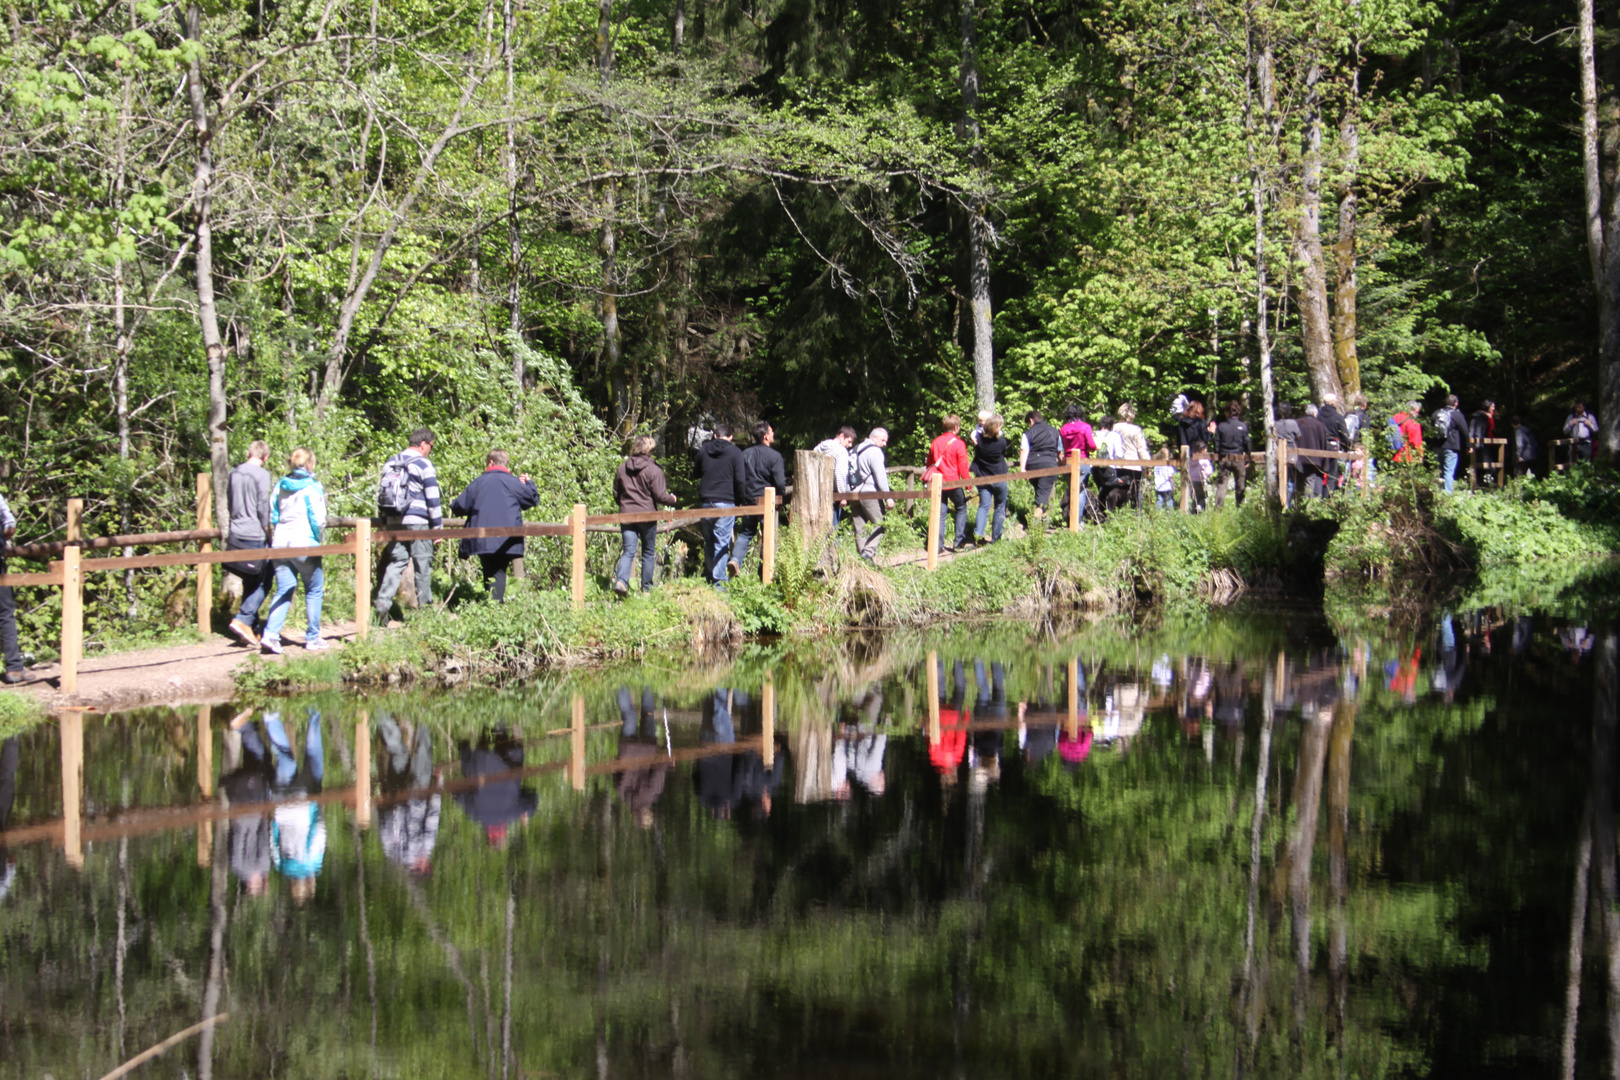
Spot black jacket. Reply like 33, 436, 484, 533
1215, 417, 1251, 456
450, 468, 540, 558
1442, 408, 1470, 453
696, 439, 748, 505
1317, 404, 1350, 446
1294, 415, 1330, 475
740, 443, 787, 504
1024, 422, 1062, 464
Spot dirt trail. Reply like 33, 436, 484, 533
3, 622, 361, 712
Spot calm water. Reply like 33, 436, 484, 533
0, 601, 1615, 1079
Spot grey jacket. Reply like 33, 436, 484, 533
227, 461, 273, 544
851, 441, 891, 493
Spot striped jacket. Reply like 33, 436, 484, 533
387, 449, 443, 528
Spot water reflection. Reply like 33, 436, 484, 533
0, 604, 1616, 1078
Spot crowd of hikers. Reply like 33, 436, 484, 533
0, 395, 1604, 668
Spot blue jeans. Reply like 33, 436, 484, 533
257, 708, 324, 790
265, 556, 325, 645
975, 482, 1008, 541
701, 502, 735, 584
939, 487, 968, 549
1156, 490, 1175, 510
1062, 465, 1091, 522
615, 522, 657, 591
235, 564, 274, 628
1442, 449, 1459, 493
618, 687, 657, 737
732, 515, 760, 572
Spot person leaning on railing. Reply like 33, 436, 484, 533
0, 490, 23, 683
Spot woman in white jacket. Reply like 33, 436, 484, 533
261, 448, 329, 655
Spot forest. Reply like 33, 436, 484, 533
2, 0, 1618, 586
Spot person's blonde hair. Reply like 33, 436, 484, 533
1116, 403, 1136, 423
247, 440, 270, 461
984, 415, 1004, 438
977, 409, 993, 424
288, 448, 315, 471
631, 435, 658, 456
486, 448, 510, 469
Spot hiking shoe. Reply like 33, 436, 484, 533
612, 578, 628, 596
1, 670, 23, 685
227, 619, 260, 647
305, 638, 332, 652
260, 639, 283, 656
727, 559, 740, 578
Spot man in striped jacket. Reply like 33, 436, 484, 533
373, 427, 443, 624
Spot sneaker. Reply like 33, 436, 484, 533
612, 578, 628, 596
260, 639, 283, 656
227, 619, 260, 648
305, 638, 332, 652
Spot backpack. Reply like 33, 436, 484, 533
1516, 426, 1539, 462
847, 447, 866, 491
378, 453, 414, 514
1433, 408, 1451, 440
1386, 417, 1405, 453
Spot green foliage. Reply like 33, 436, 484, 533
1433, 491, 1608, 565
0, 692, 47, 736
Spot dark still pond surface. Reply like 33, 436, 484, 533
0, 606, 1614, 1079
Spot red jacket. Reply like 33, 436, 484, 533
1392, 413, 1424, 463
925, 433, 971, 482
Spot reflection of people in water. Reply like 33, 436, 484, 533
1385, 647, 1421, 704
264, 709, 326, 903
616, 686, 668, 828
0, 736, 18, 904
1432, 614, 1468, 702
455, 726, 539, 848
968, 660, 1005, 788
376, 713, 440, 877
832, 689, 887, 800
220, 714, 274, 896
1512, 615, 1534, 655
1182, 657, 1214, 736
1213, 662, 1246, 731
694, 688, 780, 819
1563, 625, 1597, 659
930, 658, 970, 776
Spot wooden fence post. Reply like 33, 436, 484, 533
1179, 446, 1191, 513
1278, 444, 1290, 510
353, 518, 372, 641
1066, 657, 1080, 740
60, 709, 84, 869
197, 705, 213, 867
1497, 439, 1507, 485
354, 711, 372, 830
761, 673, 775, 771
926, 473, 942, 571
926, 650, 940, 746
1067, 455, 1082, 532
570, 692, 586, 791
760, 487, 777, 585
1549, 441, 1557, 476
570, 504, 587, 612
60, 499, 83, 696
195, 473, 213, 637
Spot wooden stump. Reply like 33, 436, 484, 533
791, 450, 836, 542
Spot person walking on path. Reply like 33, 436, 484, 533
1512, 416, 1540, 477
1113, 404, 1151, 509
972, 415, 1011, 543
1059, 404, 1098, 523
1566, 402, 1600, 463
696, 424, 747, 586
1152, 449, 1177, 510
613, 436, 677, 594
1295, 406, 1331, 499
1018, 410, 1063, 518
373, 428, 442, 624
1469, 400, 1498, 485
449, 449, 539, 603
849, 428, 893, 563
0, 491, 23, 683
733, 421, 786, 576
1213, 401, 1251, 508
262, 449, 329, 655
925, 415, 972, 553
1177, 401, 1213, 452
1349, 393, 1374, 486
224, 440, 275, 648
813, 426, 856, 525
1391, 401, 1424, 464
1436, 394, 1469, 493
1318, 393, 1352, 493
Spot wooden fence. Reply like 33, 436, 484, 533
0, 440, 1379, 697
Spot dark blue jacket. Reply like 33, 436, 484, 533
450, 468, 539, 558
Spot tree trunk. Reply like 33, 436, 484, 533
1579, 0, 1620, 457
1288, 706, 1331, 1040
1332, 13, 1361, 399
961, 0, 994, 412
1565, 801, 1594, 1080
505, 0, 523, 387
185, 2, 231, 534
599, 0, 627, 430
1249, 9, 1279, 501
1593, 632, 1620, 1079
114, 56, 137, 619
1326, 697, 1355, 1045
1294, 53, 1341, 404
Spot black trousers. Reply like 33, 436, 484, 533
478, 553, 519, 602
